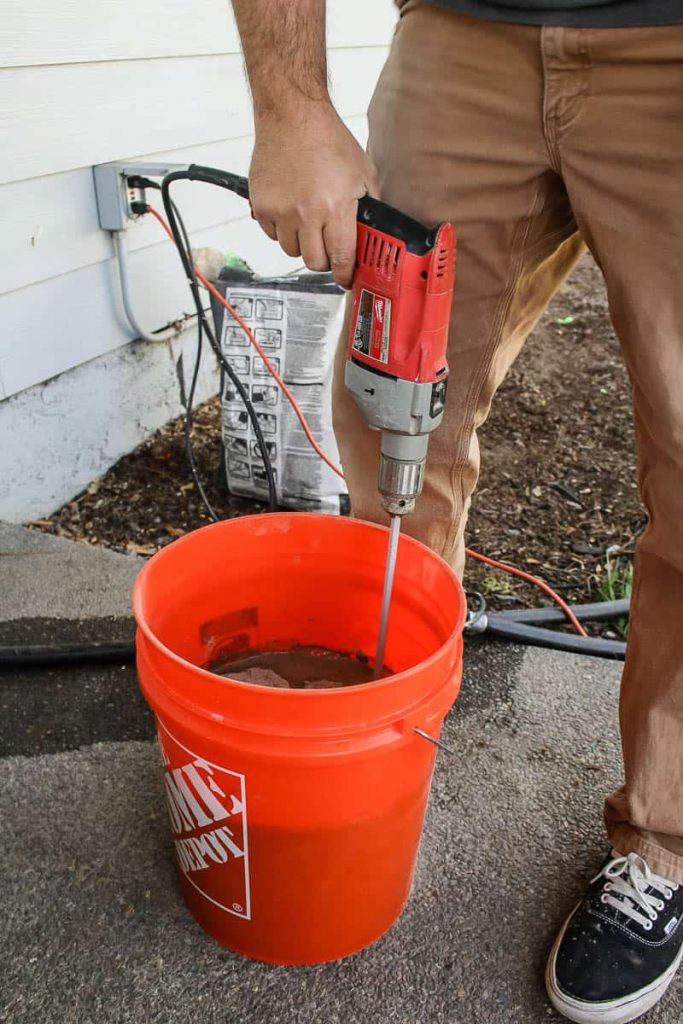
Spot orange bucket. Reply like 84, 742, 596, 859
133, 513, 466, 964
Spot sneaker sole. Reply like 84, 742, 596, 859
545, 901, 683, 1024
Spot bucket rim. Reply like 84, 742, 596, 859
132, 512, 466, 699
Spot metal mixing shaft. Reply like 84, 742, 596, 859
374, 513, 401, 679
374, 435, 431, 675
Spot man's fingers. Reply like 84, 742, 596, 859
298, 227, 331, 274
323, 206, 358, 289
256, 216, 278, 241
363, 161, 380, 200
275, 223, 301, 258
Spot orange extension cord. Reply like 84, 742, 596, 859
147, 204, 588, 638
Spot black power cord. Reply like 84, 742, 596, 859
135, 176, 276, 517
160, 168, 278, 512
169, 196, 221, 522
132, 184, 220, 520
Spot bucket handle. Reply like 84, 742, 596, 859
414, 727, 453, 755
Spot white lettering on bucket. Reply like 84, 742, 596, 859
157, 719, 251, 921
173, 826, 246, 874
163, 760, 233, 833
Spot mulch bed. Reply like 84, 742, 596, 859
30, 257, 643, 615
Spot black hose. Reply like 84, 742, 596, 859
1, 611, 626, 669
0, 642, 135, 669
482, 615, 626, 660
497, 598, 630, 625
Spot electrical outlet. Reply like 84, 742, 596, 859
124, 179, 148, 218
92, 160, 189, 231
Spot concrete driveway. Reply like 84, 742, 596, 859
1, 523, 680, 1024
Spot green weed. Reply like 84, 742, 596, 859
594, 550, 633, 638
481, 573, 514, 597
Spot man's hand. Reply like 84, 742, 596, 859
249, 103, 378, 288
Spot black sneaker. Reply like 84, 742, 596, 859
546, 851, 683, 1023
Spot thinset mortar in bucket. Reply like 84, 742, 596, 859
133, 513, 466, 964
208, 645, 382, 688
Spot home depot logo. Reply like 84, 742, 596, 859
157, 720, 251, 919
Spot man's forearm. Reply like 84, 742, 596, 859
231, 0, 329, 120
230, 0, 376, 286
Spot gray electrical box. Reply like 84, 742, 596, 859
92, 161, 189, 231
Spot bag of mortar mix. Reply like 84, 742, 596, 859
209, 265, 348, 514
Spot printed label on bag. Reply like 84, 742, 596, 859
157, 719, 251, 920
352, 289, 391, 363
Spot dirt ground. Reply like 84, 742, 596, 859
31, 256, 643, 611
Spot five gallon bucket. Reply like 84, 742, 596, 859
133, 513, 466, 964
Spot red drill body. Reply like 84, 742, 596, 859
345, 197, 456, 515
349, 214, 455, 385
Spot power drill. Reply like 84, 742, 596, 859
180, 166, 455, 517
345, 196, 456, 516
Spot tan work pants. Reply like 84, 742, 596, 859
332, 3, 683, 882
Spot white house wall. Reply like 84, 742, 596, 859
0, 325, 221, 523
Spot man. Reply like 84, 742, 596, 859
231, 1, 683, 1020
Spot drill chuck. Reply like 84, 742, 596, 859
378, 455, 425, 515
378, 432, 429, 516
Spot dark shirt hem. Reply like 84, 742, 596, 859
426, 0, 683, 27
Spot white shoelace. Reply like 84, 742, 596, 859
595, 852, 679, 931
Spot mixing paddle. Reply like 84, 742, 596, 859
374, 514, 401, 679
